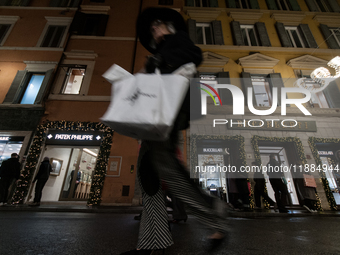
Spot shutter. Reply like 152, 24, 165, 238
34, 69, 53, 104
96, 14, 109, 36
71, 0, 81, 7
288, 0, 301, 10
323, 80, 340, 108
3, 70, 27, 104
212, 20, 224, 45
265, 0, 278, 9
241, 72, 254, 106
186, 0, 195, 6
298, 24, 318, 48
217, 72, 232, 105
267, 73, 284, 106
188, 19, 197, 44
69, 12, 86, 34
275, 22, 292, 47
231, 21, 245, 46
21, 0, 30, 6
255, 22, 271, 46
226, 0, 237, 8
59, 0, 69, 6
328, 0, 340, 12
305, 0, 319, 11
249, 0, 260, 9
209, 0, 219, 7
320, 24, 340, 49
49, 0, 59, 7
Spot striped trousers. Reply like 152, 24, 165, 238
136, 129, 228, 250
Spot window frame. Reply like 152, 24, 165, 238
295, 70, 330, 108
191, 0, 215, 7
196, 22, 214, 45
235, 0, 252, 8
329, 28, 340, 47
285, 26, 305, 48
250, 75, 272, 107
159, 0, 173, 4
0, 16, 19, 46
51, 59, 95, 99
240, 24, 259, 46
36, 17, 72, 48
276, 0, 293, 10
19, 72, 46, 105
314, 0, 333, 12
60, 65, 87, 95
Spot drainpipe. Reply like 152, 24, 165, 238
131, 0, 144, 74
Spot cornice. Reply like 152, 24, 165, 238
313, 14, 340, 27
229, 11, 263, 24
270, 12, 306, 25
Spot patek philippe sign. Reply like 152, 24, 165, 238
45, 131, 103, 146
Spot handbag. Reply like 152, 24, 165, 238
101, 64, 194, 141
303, 174, 317, 188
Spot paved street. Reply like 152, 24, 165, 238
0, 211, 340, 255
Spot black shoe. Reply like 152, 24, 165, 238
134, 215, 141, 220
206, 232, 227, 252
120, 249, 155, 255
169, 218, 187, 223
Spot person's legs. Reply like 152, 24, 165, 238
148, 139, 228, 234
254, 183, 261, 207
0, 178, 11, 203
136, 144, 173, 250
270, 179, 283, 209
34, 179, 47, 203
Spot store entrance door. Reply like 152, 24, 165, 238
60, 147, 98, 201
259, 146, 299, 205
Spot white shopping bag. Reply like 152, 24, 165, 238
100, 64, 192, 141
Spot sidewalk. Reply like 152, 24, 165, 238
1, 203, 340, 218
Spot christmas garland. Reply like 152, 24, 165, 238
308, 137, 338, 210
11, 121, 113, 206
251, 135, 323, 211
190, 134, 255, 208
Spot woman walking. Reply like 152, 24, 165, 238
120, 7, 228, 254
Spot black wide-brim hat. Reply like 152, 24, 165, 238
137, 7, 187, 53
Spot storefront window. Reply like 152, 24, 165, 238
319, 151, 340, 204
0, 136, 24, 166
31, 146, 98, 202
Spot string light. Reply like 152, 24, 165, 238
308, 137, 338, 211
295, 56, 340, 93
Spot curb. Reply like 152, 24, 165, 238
1, 205, 339, 218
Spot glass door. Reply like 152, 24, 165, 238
60, 147, 98, 201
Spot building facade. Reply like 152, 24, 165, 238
184, 0, 340, 210
1, 0, 340, 210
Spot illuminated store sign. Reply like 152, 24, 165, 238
0, 136, 24, 142
318, 151, 333, 156
45, 131, 103, 146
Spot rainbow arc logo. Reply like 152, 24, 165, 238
199, 82, 223, 106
